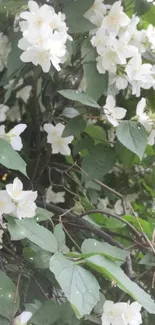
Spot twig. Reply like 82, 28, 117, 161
36, 200, 124, 248
125, 255, 133, 278
10, 267, 22, 325
59, 214, 81, 251
79, 209, 142, 239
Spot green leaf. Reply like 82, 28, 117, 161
30, 301, 60, 325
35, 207, 54, 222
7, 216, 25, 240
81, 239, 128, 261
134, 0, 150, 16
59, 302, 81, 325
49, 252, 100, 318
81, 144, 116, 180
58, 90, 100, 108
116, 121, 147, 160
142, 3, 155, 25
83, 63, 108, 100
0, 270, 20, 320
86, 255, 155, 314
0, 316, 9, 325
23, 246, 52, 269
7, 31, 24, 78
73, 137, 94, 156
0, 0, 27, 15
81, 39, 96, 63
139, 252, 155, 266
8, 218, 58, 253
63, 0, 95, 33
115, 142, 135, 167
62, 115, 87, 137
0, 139, 27, 176
84, 125, 106, 143
123, 215, 152, 235
54, 224, 69, 254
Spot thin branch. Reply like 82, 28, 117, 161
79, 209, 142, 240
36, 200, 124, 248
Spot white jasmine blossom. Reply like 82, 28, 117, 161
136, 98, 152, 131
6, 178, 37, 219
7, 103, 22, 122
16, 199, 37, 219
0, 190, 15, 217
46, 185, 65, 204
125, 54, 154, 97
44, 122, 74, 155
101, 300, 142, 325
16, 85, 32, 103
6, 177, 26, 202
18, 0, 72, 72
102, 1, 130, 35
85, 0, 155, 96
103, 95, 127, 126
0, 124, 26, 151
97, 197, 109, 210
13, 311, 32, 325
84, 0, 108, 27
148, 129, 155, 145
0, 104, 9, 122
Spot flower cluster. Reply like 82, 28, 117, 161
101, 300, 142, 325
101, 94, 155, 145
18, 0, 72, 72
0, 32, 11, 71
44, 122, 74, 156
0, 177, 37, 220
85, 0, 155, 96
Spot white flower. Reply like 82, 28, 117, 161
113, 32, 138, 65
97, 48, 120, 74
136, 98, 152, 131
44, 122, 74, 155
16, 198, 37, 219
6, 178, 37, 219
101, 300, 142, 325
13, 311, 32, 325
46, 185, 65, 204
6, 177, 37, 202
16, 85, 32, 103
103, 95, 127, 127
6, 177, 26, 202
147, 25, 155, 49
125, 54, 154, 96
7, 102, 22, 122
0, 104, 9, 122
0, 32, 11, 71
102, 1, 130, 35
114, 199, 124, 215
97, 197, 109, 210
148, 129, 155, 145
0, 124, 27, 151
91, 28, 112, 55
110, 75, 128, 91
20, 1, 55, 31
18, 1, 71, 72
84, 0, 108, 27
0, 190, 15, 217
